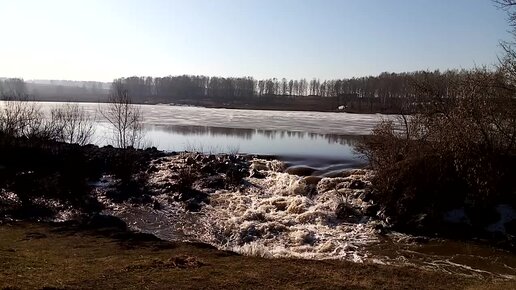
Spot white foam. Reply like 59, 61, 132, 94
193, 164, 380, 261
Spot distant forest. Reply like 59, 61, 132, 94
0, 70, 495, 113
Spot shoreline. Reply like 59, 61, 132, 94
0, 219, 511, 289
20, 98, 402, 115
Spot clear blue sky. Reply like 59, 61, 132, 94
0, 0, 510, 81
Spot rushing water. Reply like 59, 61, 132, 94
103, 156, 516, 280
30, 101, 516, 280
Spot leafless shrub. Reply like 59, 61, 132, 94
357, 68, 516, 225
50, 103, 96, 145
0, 95, 44, 139
0, 96, 96, 145
101, 80, 145, 148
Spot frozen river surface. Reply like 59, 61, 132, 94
39, 102, 390, 168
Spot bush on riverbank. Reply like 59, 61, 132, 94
357, 68, 516, 233
0, 91, 164, 217
0, 132, 163, 217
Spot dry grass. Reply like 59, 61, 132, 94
0, 222, 512, 289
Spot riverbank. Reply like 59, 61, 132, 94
28, 97, 401, 114
0, 220, 511, 290
2, 137, 516, 286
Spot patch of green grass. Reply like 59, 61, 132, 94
0, 222, 511, 289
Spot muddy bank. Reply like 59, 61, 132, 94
0, 220, 510, 290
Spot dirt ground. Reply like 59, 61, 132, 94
0, 221, 514, 290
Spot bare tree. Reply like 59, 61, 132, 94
0, 95, 43, 138
101, 81, 144, 148
50, 103, 95, 145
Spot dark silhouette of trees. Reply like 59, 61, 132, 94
4, 69, 507, 113
102, 70, 506, 113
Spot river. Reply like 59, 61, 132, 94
39, 102, 385, 169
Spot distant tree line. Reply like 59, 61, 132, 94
0, 78, 109, 103
1, 69, 504, 113
0, 78, 27, 97
113, 70, 474, 100
112, 70, 490, 112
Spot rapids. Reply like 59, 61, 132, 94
99, 156, 516, 280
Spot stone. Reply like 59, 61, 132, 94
349, 179, 366, 190
303, 176, 322, 186
335, 203, 360, 220
249, 168, 266, 179
286, 166, 317, 176
86, 215, 127, 230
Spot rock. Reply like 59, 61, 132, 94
335, 203, 360, 220
162, 182, 174, 190
349, 179, 366, 190
359, 189, 374, 202
249, 168, 266, 179
291, 230, 316, 245
371, 222, 387, 235
86, 215, 127, 230
363, 204, 379, 217
200, 164, 215, 175
185, 201, 203, 212
177, 188, 209, 206
153, 200, 162, 210
303, 176, 322, 186
185, 157, 196, 165
146, 165, 159, 174
286, 166, 317, 176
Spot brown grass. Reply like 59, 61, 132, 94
0, 222, 512, 289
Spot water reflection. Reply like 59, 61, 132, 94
150, 124, 360, 147
142, 124, 365, 170
34, 102, 376, 168
156, 124, 254, 140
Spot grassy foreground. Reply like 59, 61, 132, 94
0, 222, 513, 290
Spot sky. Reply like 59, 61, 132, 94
0, 0, 511, 81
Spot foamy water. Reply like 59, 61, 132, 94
104, 158, 382, 261
201, 172, 378, 261
99, 157, 516, 280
